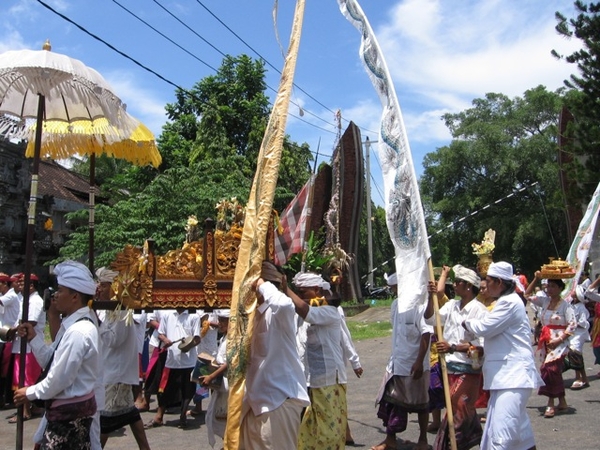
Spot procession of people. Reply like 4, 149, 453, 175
0, 255, 598, 450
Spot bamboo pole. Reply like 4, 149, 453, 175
428, 259, 457, 450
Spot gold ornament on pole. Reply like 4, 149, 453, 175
472, 229, 495, 276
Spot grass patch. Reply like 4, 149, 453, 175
346, 320, 392, 341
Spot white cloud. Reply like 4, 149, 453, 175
343, 0, 582, 151
103, 70, 169, 137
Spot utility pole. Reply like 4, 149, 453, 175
364, 137, 374, 287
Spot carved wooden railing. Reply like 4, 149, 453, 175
105, 217, 275, 310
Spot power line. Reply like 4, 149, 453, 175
36, 0, 185, 93
35, 0, 339, 141
194, 0, 352, 129
110, 0, 219, 72
361, 181, 542, 279
106, 0, 340, 135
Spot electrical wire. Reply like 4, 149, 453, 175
113, 0, 342, 132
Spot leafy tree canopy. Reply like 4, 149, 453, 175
56, 54, 313, 266
420, 86, 569, 275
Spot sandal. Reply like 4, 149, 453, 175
144, 419, 163, 429
543, 406, 555, 418
570, 380, 589, 390
8, 414, 31, 423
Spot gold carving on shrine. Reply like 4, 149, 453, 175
203, 274, 218, 307
215, 225, 242, 276
155, 241, 203, 279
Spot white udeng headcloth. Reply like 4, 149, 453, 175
293, 272, 327, 289
95, 267, 119, 283
54, 261, 97, 296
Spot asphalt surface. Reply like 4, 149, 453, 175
1, 305, 599, 449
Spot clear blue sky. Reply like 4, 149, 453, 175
1, 0, 580, 205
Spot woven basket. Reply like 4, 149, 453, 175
540, 272, 576, 280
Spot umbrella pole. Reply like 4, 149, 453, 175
16, 94, 45, 450
89, 154, 95, 273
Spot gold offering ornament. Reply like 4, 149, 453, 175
540, 258, 576, 279
473, 229, 495, 276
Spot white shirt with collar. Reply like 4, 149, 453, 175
464, 292, 543, 390
99, 310, 140, 386
303, 304, 346, 388
388, 300, 433, 376
158, 310, 200, 369
26, 306, 99, 401
147, 309, 174, 348
245, 282, 309, 416
12, 291, 46, 354
0, 287, 20, 328
428, 298, 488, 366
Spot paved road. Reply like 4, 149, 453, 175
1, 308, 599, 449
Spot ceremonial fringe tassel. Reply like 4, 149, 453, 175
223, 1, 305, 448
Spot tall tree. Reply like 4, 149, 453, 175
554, 1, 600, 204
421, 86, 569, 276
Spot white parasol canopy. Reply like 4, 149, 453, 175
0, 42, 138, 139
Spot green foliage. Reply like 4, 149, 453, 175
554, 1, 600, 206
282, 231, 333, 280
356, 199, 395, 286
55, 159, 252, 266
56, 54, 313, 266
345, 318, 392, 341
421, 86, 569, 276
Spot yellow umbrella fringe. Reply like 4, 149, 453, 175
25, 118, 161, 167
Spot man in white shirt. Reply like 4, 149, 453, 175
10, 273, 46, 421
14, 261, 99, 449
96, 267, 151, 450
371, 274, 435, 450
146, 308, 200, 429
289, 271, 346, 450
0, 273, 20, 408
139, 309, 173, 412
242, 261, 310, 450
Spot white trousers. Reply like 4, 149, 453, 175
480, 388, 535, 450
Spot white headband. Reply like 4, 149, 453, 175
55, 261, 97, 296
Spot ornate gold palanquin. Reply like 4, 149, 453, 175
107, 217, 275, 310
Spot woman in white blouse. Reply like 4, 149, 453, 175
525, 272, 576, 418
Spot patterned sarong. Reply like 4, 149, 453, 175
144, 348, 166, 395
377, 373, 430, 434
298, 384, 347, 450
100, 383, 141, 434
42, 416, 93, 450
434, 373, 482, 450
538, 357, 565, 398
428, 361, 445, 411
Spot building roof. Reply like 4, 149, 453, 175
38, 160, 91, 205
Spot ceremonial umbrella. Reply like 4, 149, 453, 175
24, 117, 161, 272
0, 41, 160, 448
